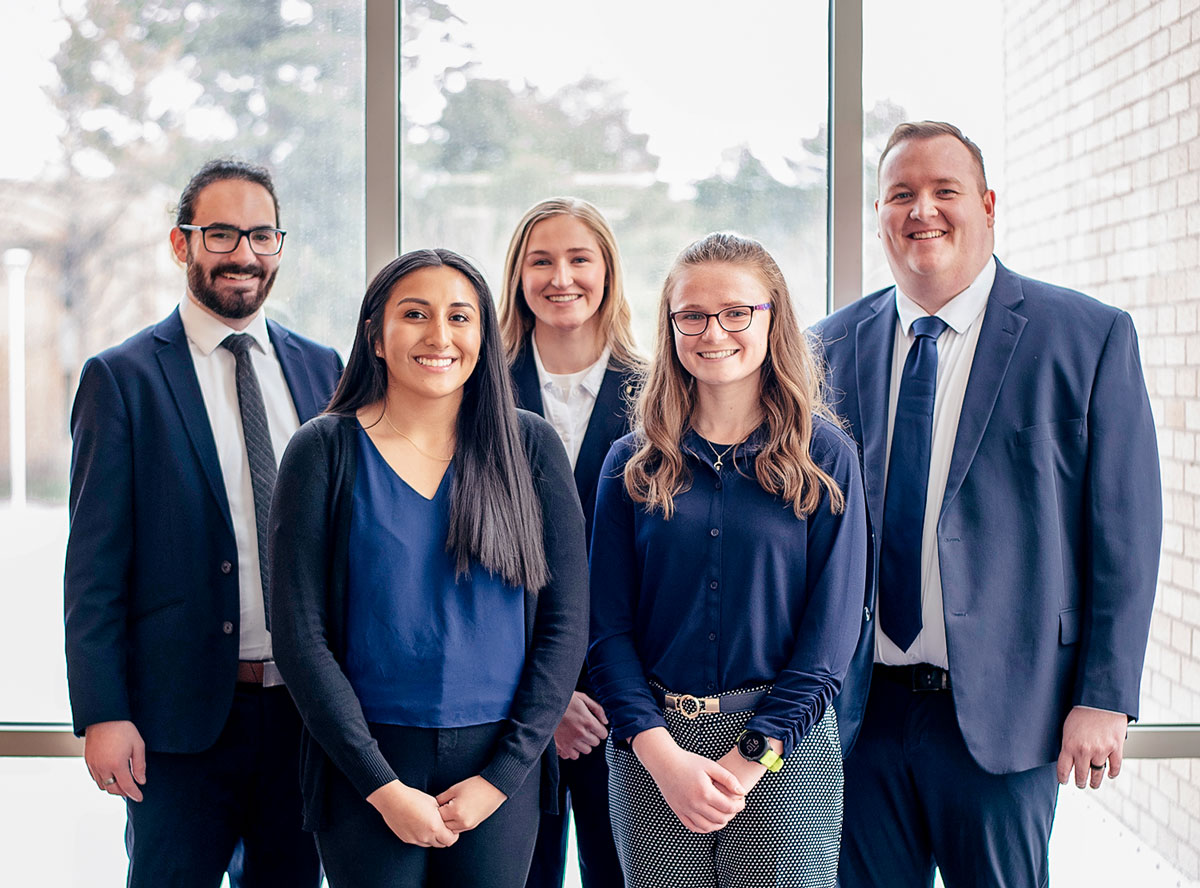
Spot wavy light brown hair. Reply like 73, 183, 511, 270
624, 232, 844, 520
499, 197, 642, 369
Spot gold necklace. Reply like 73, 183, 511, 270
706, 438, 737, 472
381, 408, 453, 462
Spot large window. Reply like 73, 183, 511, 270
3, 1, 1199, 885
0, 1, 365, 729
400, 0, 830, 337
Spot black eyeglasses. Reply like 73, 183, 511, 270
178, 224, 287, 256
669, 303, 771, 336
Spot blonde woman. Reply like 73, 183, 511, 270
588, 232, 867, 887
499, 198, 641, 888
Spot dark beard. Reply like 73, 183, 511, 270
186, 255, 277, 320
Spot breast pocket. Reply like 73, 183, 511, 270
1015, 418, 1085, 448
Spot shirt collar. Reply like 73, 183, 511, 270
530, 334, 611, 398
179, 293, 271, 357
894, 255, 995, 337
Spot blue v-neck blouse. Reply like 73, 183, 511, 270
588, 418, 868, 755
345, 429, 526, 728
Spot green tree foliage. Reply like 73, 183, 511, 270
46, 0, 366, 348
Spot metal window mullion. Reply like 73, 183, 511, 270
828, 0, 863, 313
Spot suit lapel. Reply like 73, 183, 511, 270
855, 292, 898, 527
153, 309, 234, 534
940, 261, 1027, 516
270, 320, 322, 422
574, 364, 634, 495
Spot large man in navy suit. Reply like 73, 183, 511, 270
814, 122, 1161, 886
64, 159, 341, 887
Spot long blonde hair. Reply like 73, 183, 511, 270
624, 232, 845, 520
499, 197, 642, 369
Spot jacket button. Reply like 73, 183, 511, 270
863, 607, 872, 622
220, 561, 233, 575
709, 528, 719, 537
222, 621, 234, 635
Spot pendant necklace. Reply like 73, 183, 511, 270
707, 439, 737, 472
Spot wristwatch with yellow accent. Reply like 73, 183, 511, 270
736, 730, 783, 772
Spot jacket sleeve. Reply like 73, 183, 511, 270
1075, 310, 1161, 718
480, 415, 590, 798
269, 420, 397, 799
64, 356, 136, 736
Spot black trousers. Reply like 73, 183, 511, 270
525, 743, 623, 888
124, 684, 321, 888
840, 671, 1059, 888
316, 721, 542, 888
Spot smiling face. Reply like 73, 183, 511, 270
669, 261, 771, 397
170, 178, 281, 322
519, 214, 607, 337
374, 265, 482, 406
876, 134, 996, 311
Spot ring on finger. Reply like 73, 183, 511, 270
1089, 762, 1106, 771
101, 776, 117, 787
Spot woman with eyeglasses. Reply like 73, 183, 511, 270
588, 232, 867, 887
498, 197, 642, 888
268, 249, 588, 887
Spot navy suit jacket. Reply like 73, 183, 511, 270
813, 259, 1161, 774
64, 307, 342, 753
509, 338, 640, 545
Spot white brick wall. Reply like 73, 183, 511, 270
1003, 0, 1199, 878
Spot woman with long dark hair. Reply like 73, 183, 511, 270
589, 232, 867, 887
499, 197, 641, 888
269, 249, 588, 887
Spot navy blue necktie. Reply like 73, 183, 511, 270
880, 314, 949, 652
221, 333, 278, 629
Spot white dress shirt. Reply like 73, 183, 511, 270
876, 258, 995, 668
179, 295, 300, 660
531, 337, 611, 470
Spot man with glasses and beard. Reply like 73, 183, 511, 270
65, 159, 341, 887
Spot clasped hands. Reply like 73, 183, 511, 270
367, 774, 507, 849
633, 726, 777, 834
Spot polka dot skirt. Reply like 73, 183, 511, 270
606, 686, 843, 888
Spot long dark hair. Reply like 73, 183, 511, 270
327, 249, 549, 591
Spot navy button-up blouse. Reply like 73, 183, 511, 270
588, 417, 867, 756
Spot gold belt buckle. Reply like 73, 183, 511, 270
676, 694, 703, 719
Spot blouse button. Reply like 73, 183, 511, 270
715, 480, 722, 490
220, 560, 233, 575
706, 682, 716, 691
222, 621, 234, 635
708, 632, 717, 641
709, 581, 718, 590
709, 528, 719, 537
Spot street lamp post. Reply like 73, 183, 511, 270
4, 248, 31, 509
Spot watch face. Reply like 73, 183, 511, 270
738, 731, 766, 758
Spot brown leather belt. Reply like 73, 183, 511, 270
237, 660, 285, 688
